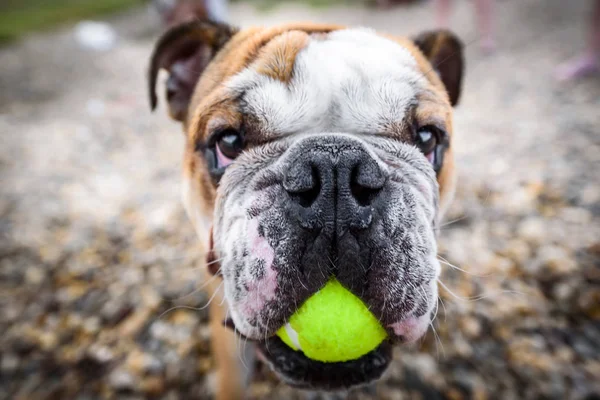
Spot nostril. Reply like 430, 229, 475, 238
351, 183, 381, 207
287, 164, 321, 208
290, 186, 320, 208
350, 165, 383, 207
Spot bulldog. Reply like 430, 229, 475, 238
148, 19, 463, 399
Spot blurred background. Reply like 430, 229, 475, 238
1, 0, 599, 399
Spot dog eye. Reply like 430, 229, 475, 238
415, 127, 438, 160
215, 129, 243, 167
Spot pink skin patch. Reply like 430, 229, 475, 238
216, 144, 234, 168
239, 218, 278, 316
425, 151, 435, 164
389, 313, 430, 343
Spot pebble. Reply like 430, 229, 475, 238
126, 350, 164, 375
108, 368, 137, 391
517, 217, 547, 246
528, 245, 577, 277
577, 289, 600, 319
87, 344, 115, 364
1, 353, 19, 373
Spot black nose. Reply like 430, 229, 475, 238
283, 141, 385, 231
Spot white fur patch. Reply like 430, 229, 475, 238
227, 28, 424, 136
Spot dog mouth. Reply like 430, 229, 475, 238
256, 335, 392, 390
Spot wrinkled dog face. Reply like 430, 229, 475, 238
149, 22, 463, 390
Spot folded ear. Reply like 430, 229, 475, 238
413, 30, 464, 106
148, 20, 237, 121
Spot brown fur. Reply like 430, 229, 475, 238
254, 31, 310, 84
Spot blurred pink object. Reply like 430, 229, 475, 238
554, 0, 600, 82
435, 0, 496, 54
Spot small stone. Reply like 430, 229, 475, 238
534, 245, 577, 276
248, 382, 271, 399
507, 337, 554, 372
126, 350, 163, 375
587, 242, 600, 257
454, 336, 473, 357
140, 286, 162, 310
56, 285, 87, 305
459, 317, 482, 338
119, 308, 152, 337
446, 387, 465, 400
82, 316, 101, 334
140, 376, 165, 395
87, 345, 114, 364
376, 388, 404, 400
502, 186, 538, 214
559, 207, 592, 225
501, 239, 531, 266
11, 335, 37, 355
553, 282, 576, 302
580, 185, 600, 205
108, 368, 137, 391
101, 301, 134, 326
555, 347, 574, 364
150, 320, 172, 341
24, 267, 45, 285
37, 331, 58, 350
1, 353, 19, 373
577, 289, 600, 319
406, 354, 438, 382
517, 217, 546, 246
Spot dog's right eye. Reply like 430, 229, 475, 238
203, 128, 244, 184
216, 130, 244, 167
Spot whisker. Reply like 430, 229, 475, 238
233, 309, 243, 370
186, 257, 225, 272
218, 289, 227, 306
437, 279, 524, 302
438, 295, 448, 323
431, 296, 441, 325
441, 215, 469, 228
429, 322, 445, 359
168, 268, 223, 302
437, 256, 493, 277
157, 280, 223, 320
242, 334, 251, 371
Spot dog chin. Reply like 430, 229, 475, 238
257, 336, 393, 391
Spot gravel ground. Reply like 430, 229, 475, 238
1, 0, 599, 399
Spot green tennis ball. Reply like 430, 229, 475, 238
276, 279, 387, 363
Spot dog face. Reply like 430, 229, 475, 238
149, 21, 463, 390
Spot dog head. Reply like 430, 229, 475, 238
149, 20, 463, 390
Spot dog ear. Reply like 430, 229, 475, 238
148, 20, 237, 121
413, 30, 464, 106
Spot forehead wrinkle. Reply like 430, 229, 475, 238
225, 28, 425, 140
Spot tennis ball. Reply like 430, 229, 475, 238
276, 279, 387, 363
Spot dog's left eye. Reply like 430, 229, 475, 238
415, 126, 448, 174
416, 127, 438, 160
